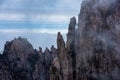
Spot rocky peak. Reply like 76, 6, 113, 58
0, 0, 120, 80
51, 45, 57, 58
67, 17, 76, 52
57, 32, 65, 50
44, 47, 50, 54
38, 47, 42, 54
3, 37, 34, 63
4, 37, 34, 55
68, 17, 76, 33
51, 45, 56, 52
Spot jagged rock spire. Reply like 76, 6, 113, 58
0, 0, 120, 80
66, 17, 77, 80
67, 17, 76, 52
68, 17, 76, 33
39, 47, 42, 53
57, 32, 65, 50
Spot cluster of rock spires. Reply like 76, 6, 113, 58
0, 0, 120, 80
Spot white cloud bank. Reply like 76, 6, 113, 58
0, 13, 71, 23
0, 0, 83, 24
0, 29, 67, 34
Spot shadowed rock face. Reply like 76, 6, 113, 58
0, 0, 120, 80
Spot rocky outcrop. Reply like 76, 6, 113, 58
57, 32, 69, 80
2, 37, 35, 80
66, 17, 77, 80
49, 57, 61, 80
75, 0, 120, 80
0, 0, 120, 80
0, 37, 54, 80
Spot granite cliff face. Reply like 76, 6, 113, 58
0, 0, 120, 80
75, 0, 120, 79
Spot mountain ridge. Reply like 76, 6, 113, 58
0, 0, 120, 80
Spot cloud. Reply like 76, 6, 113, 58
0, 0, 82, 25
0, 0, 82, 15
0, 13, 71, 24
0, 13, 25, 21
0, 29, 67, 34
29, 14, 70, 23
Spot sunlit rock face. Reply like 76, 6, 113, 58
75, 0, 120, 80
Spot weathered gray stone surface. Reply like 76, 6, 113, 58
75, 0, 120, 80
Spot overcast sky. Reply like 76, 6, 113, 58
0, 0, 82, 51
0, 0, 82, 24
